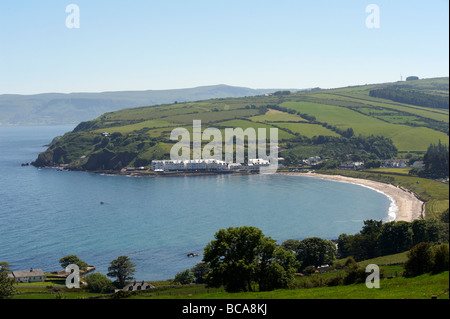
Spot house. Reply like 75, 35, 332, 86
11, 268, 45, 283
382, 159, 407, 168
303, 156, 322, 166
248, 158, 270, 166
412, 161, 425, 168
317, 265, 330, 273
204, 159, 228, 170
151, 160, 165, 171
228, 163, 242, 170
339, 161, 364, 170
123, 280, 155, 292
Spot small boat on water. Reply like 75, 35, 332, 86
187, 253, 199, 257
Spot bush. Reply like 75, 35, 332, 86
84, 273, 113, 293
432, 243, 449, 274
173, 269, 194, 285
343, 267, 367, 285
325, 275, 343, 287
403, 242, 435, 277
303, 265, 316, 276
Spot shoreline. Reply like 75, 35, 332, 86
276, 171, 424, 222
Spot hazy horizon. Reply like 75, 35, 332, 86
1, 1, 448, 95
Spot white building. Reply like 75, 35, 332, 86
228, 163, 242, 170
151, 159, 231, 172
204, 159, 228, 170
248, 158, 270, 166
186, 159, 207, 171
11, 268, 45, 283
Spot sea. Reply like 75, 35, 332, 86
0, 125, 394, 280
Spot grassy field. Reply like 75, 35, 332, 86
10, 251, 449, 300
271, 122, 340, 138
35, 77, 449, 180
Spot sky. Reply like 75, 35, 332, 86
0, 0, 448, 95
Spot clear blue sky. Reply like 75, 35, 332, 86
0, 0, 448, 94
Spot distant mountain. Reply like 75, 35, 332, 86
0, 85, 295, 126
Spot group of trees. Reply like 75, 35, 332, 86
337, 212, 449, 261
369, 88, 449, 109
175, 227, 338, 293
58, 255, 137, 294
404, 242, 449, 277
181, 216, 448, 293
410, 141, 449, 179
2, 214, 449, 298
202, 226, 297, 292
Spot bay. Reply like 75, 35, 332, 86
0, 126, 391, 280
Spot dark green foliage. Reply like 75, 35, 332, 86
432, 243, 449, 274
421, 141, 449, 178
107, 256, 136, 289
191, 262, 210, 284
84, 273, 113, 293
296, 237, 336, 270
369, 88, 449, 109
0, 263, 16, 299
203, 226, 296, 292
59, 255, 89, 271
403, 242, 435, 277
378, 221, 413, 255
338, 218, 447, 261
173, 269, 195, 285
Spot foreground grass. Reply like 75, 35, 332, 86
131, 272, 448, 300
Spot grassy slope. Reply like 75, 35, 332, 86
35, 77, 448, 187
11, 252, 449, 299
100, 78, 445, 148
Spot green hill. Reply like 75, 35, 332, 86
32, 77, 449, 171
0, 85, 283, 126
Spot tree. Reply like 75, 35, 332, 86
84, 273, 113, 293
403, 242, 435, 277
281, 239, 301, 253
411, 219, 441, 246
107, 256, 136, 288
432, 243, 449, 274
191, 262, 210, 284
378, 221, 412, 255
296, 237, 336, 270
174, 269, 194, 285
203, 226, 296, 292
59, 255, 88, 272
0, 262, 16, 299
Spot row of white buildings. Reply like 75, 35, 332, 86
151, 158, 270, 172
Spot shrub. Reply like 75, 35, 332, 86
343, 266, 367, 285
173, 269, 194, 285
403, 242, 435, 277
432, 243, 449, 274
84, 273, 113, 293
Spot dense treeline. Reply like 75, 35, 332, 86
176, 211, 449, 292
410, 141, 449, 178
369, 88, 449, 109
337, 210, 449, 261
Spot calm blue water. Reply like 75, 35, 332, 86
0, 126, 391, 280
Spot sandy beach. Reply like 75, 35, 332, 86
277, 172, 424, 222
